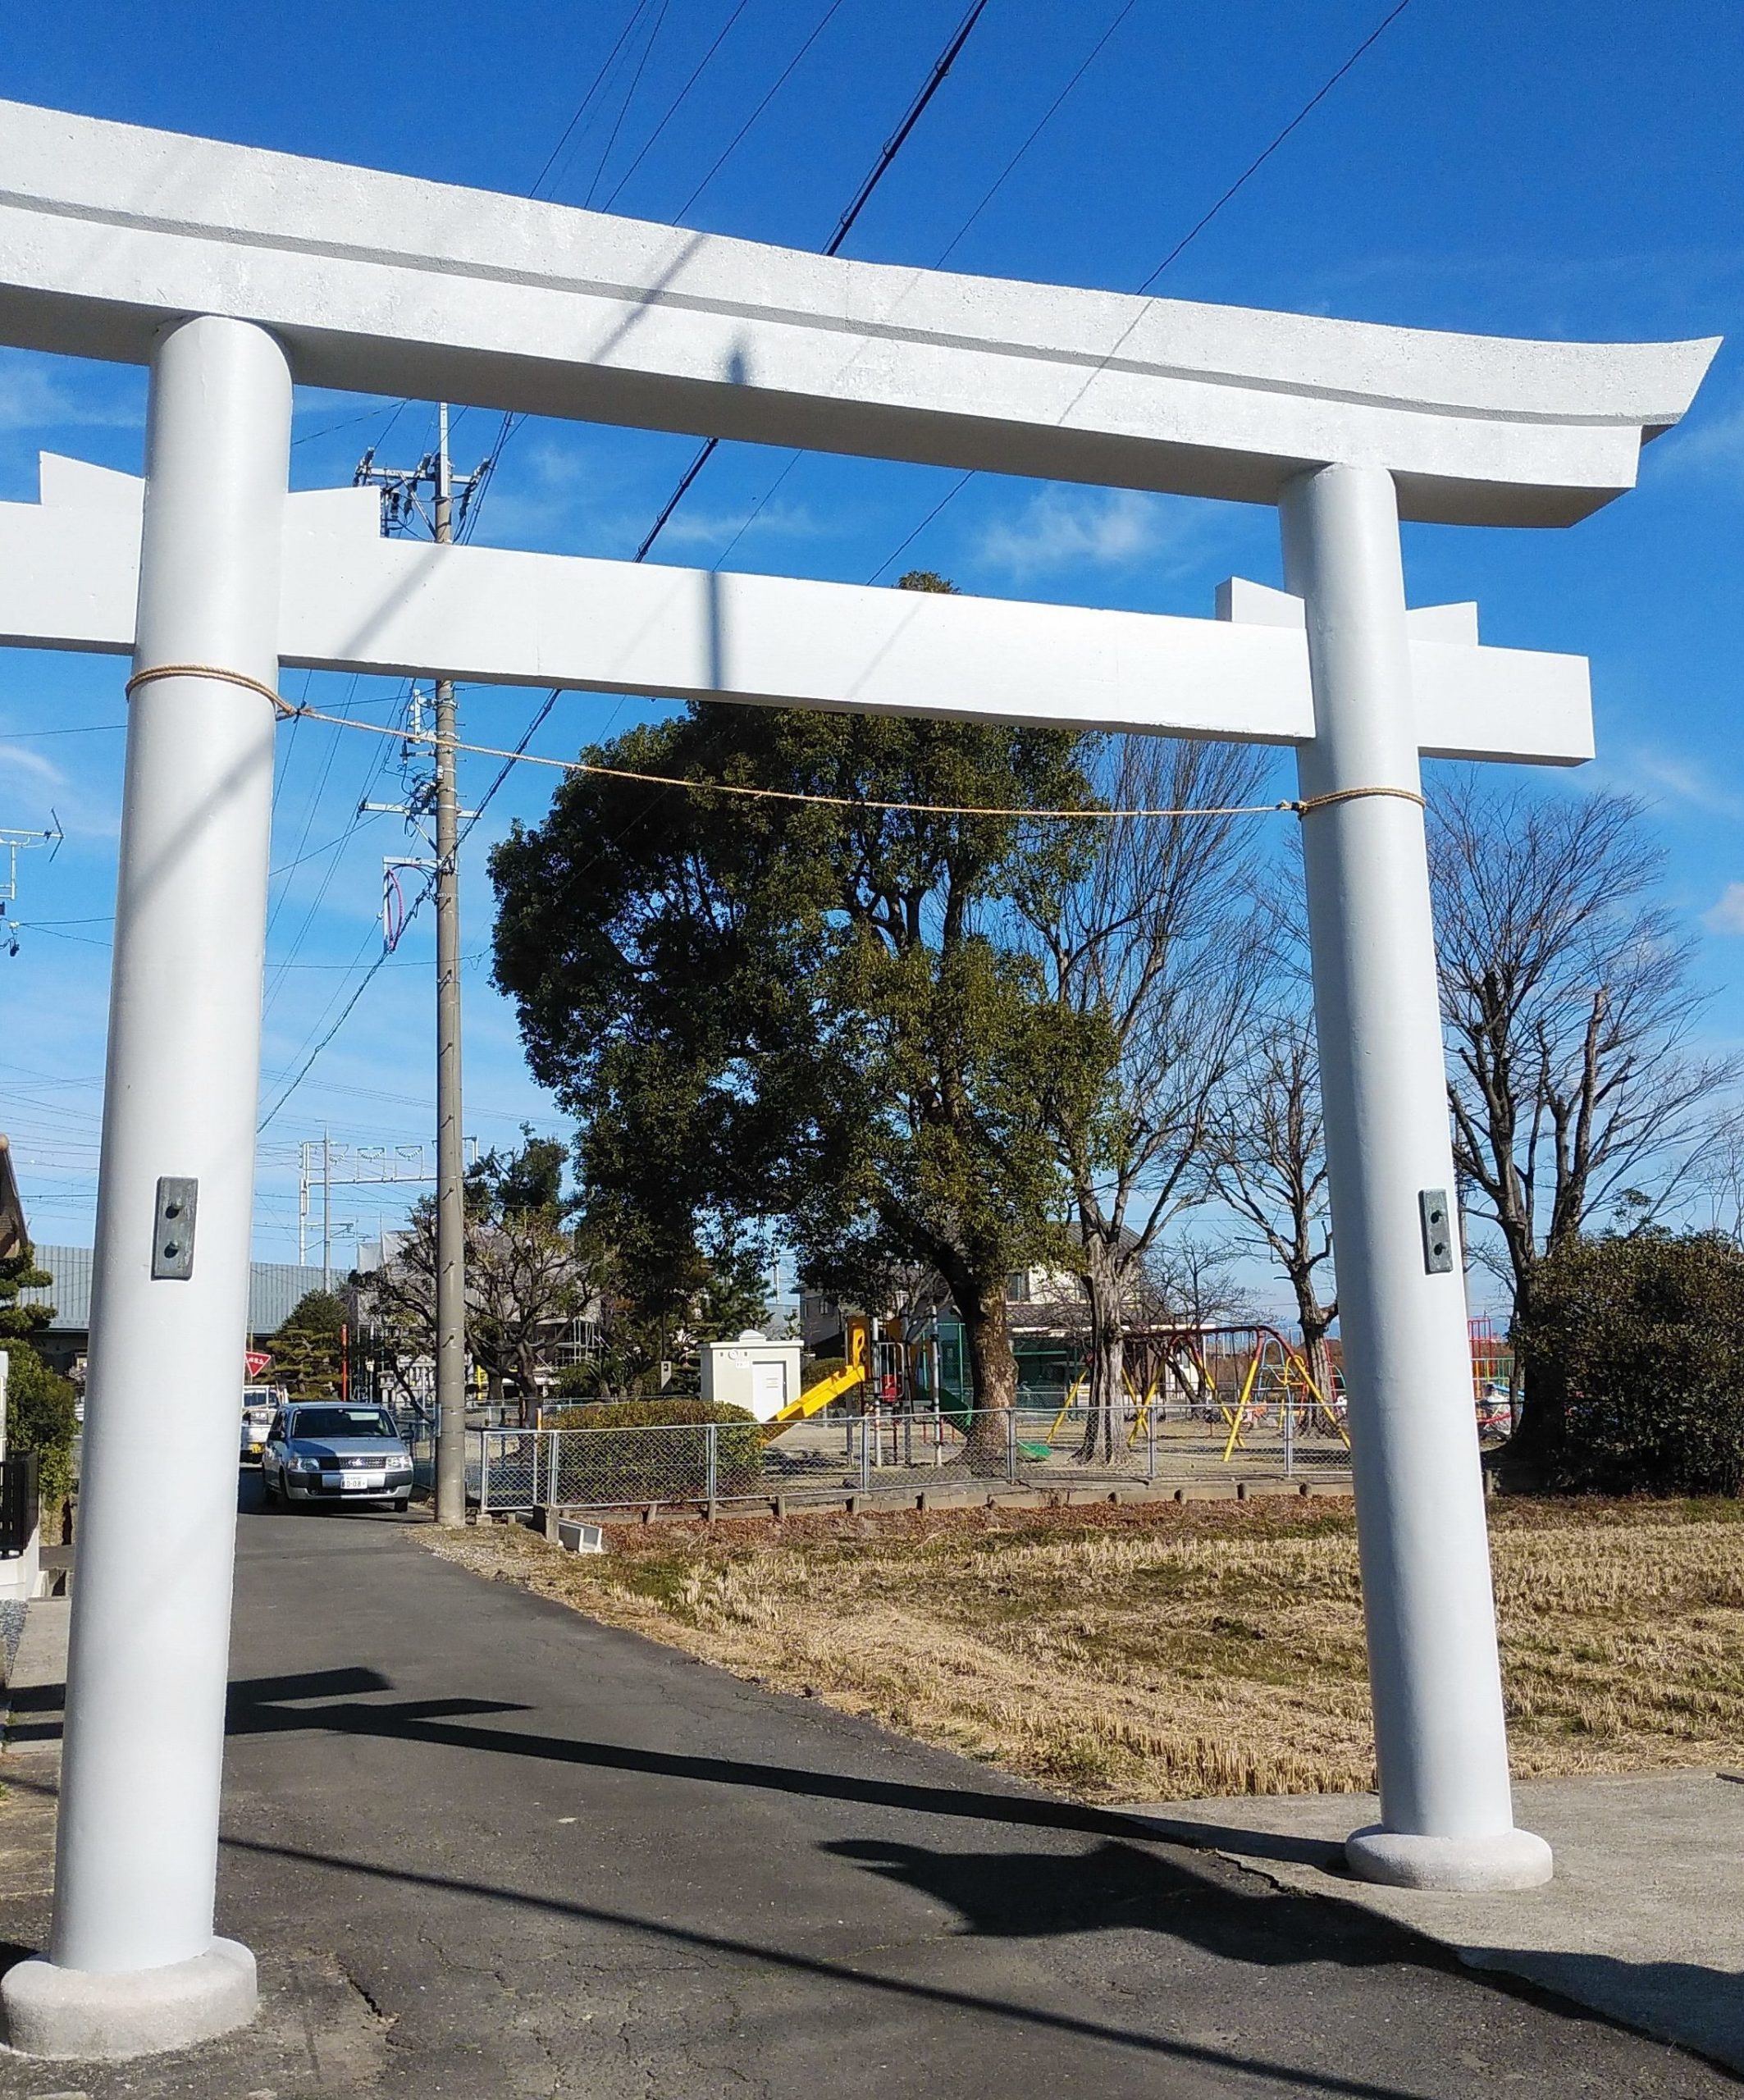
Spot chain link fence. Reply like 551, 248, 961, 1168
471, 1396, 1351, 1517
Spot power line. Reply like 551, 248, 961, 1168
861, 0, 1419, 577
600, 0, 752, 210
670, 0, 850, 224
582, 0, 673, 208
1137, 0, 1416, 291
935, 0, 1139, 268
530, 1, 660, 199
824, 0, 989, 258
702, 0, 1131, 571
637, 0, 992, 564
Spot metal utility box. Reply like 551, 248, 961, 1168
700, 1335, 803, 1422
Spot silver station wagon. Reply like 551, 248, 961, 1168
261, 1403, 414, 1513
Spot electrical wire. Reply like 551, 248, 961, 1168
530, 1, 660, 199
637, 0, 991, 564
601, 0, 752, 210
860, 0, 1419, 577
935, 0, 1139, 268
583, 0, 673, 208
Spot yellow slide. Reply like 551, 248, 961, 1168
768, 1317, 870, 1426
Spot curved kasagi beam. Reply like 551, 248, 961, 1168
0, 101, 1718, 528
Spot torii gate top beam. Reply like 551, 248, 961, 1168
0, 100, 1717, 528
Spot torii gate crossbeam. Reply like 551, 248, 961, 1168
0, 99, 1716, 2060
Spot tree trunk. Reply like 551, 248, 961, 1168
1494, 1259, 1559, 1486
958, 1272, 1018, 1474
1285, 1272, 1336, 1418
1077, 1250, 1126, 1464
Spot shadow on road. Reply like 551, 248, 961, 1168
222, 1665, 1187, 1846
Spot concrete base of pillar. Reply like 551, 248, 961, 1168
1346, 1824, 1554, 1892
2, 1938, 257, 2060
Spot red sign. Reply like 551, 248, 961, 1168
244, 1350, 272, 1379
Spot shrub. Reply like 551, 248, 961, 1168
541, 1396, 765, 1504
1517, 1230, 1744, 1496
1, 1342, 78, 1513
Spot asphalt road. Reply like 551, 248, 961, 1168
0, 1483, 1728, 2097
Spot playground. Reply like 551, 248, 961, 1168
428, 1492, 1744, 1806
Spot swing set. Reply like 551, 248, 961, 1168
1043, 1326, 1349, 1463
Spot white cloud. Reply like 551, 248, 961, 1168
656, 500, 836, 550
0, 742, 66, 788
975, 486, 1184, 578
1655, 400, 1744, 480
1703, 883, 1744, 934
0, 350, 142, 436
1630, 748, 1744, 821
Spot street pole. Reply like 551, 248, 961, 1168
321, 1127, 331, 1294
1281, 462, 1550, 1893
2, 314, 289, 2057
431, 404, 468, 1528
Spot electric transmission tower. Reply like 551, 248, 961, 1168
355, 405, 489, 1526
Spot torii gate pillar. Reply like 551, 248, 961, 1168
2, 315, 289, 2055
1283, 463, 1550, 1890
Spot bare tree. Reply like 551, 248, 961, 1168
1429, 774, 1735, 1447
1020, 737, 1271, 1460
1208, 1006, 1338, 1399
364, 1137, 597, 1424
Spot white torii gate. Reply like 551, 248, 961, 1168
0, 98, 1715, 2059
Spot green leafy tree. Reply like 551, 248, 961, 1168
270, 1289, 347, 1402
1515, 1228, 1744, 1495
4, 1344, 77, 1513
0, 1244, 76, 1512
491, 578, 1105, 1465
0, 1244, 53, 1345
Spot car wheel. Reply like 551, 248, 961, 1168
394, 1494, 410, 1513
261, 1468, 278, 1504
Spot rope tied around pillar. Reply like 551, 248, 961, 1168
1290, 783, 1427, 817
126, 663, 294, 717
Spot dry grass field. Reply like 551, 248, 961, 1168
423, 1495, 1744, 1802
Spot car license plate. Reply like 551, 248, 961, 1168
342, 1474, 386, 1492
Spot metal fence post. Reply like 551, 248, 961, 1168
705, 1421, 719, 1504
1283, 1390, 1295, 1480
859, 1415, 871, 1494
1147, 1400, 1157, 1483
1006, 1408, 1017, 1486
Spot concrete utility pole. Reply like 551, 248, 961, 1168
431, 407, 468, 1528
355, 405, 484, 1526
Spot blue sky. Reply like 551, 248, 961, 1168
1, 0, 1742, 1308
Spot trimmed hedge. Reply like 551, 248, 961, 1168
1518, 1230, 1744, 1496
542, 1396, 764, 1503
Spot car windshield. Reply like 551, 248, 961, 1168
290, 1407, 399, 1442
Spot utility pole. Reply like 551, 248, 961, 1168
431, 408, 468, 1528
322, 1127, 331, 1293
356, 404, 486, 1525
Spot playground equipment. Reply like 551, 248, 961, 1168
768, 1316, 870, 1426
1217, 1329, 1349, 1463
